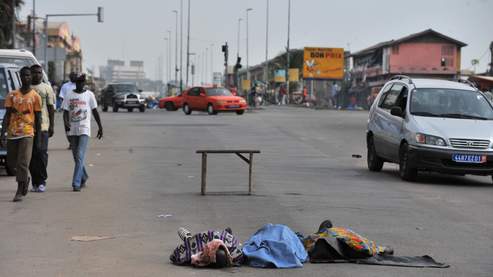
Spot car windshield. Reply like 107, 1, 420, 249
113, 84, 138, 93
206, 88, 232, 96
410, 88, 493, 120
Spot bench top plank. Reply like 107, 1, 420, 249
196, 150, 261, 154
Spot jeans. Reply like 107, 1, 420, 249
69, 135, 89, 188
7, 137, 34, 183
30, 131, 49, 186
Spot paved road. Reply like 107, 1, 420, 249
1, 106, 492, 277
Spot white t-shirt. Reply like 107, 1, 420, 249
62, 90, 98, 136
59, 81, 75, 99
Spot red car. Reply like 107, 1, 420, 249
182, 87, 247, 115
159, 93, 184, 111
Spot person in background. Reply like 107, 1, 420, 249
0, 67, 42, 202
59, 72, 77, 149
29, 64, 55, 193
62, 73, 103, 192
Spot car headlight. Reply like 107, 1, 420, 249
415, 133, 447, 146
239, 99, 246, 104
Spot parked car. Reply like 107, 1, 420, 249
367, 76, 493, 182
159, 93, 184, 111
0, 49, 48, 83
182, 87, 247, 115
100, 83, 146, 112
0, 64, 21, 176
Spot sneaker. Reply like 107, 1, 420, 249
73, 187, 81, 192
38, 184, 46, 192
31, 186, 39, 192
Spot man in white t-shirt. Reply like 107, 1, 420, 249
59, 72, 77, 149
62, 73, 103, 192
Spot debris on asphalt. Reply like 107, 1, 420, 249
71, 236, 114, 242
177, 163, 183, 166
157, 214, 173, 218
352, 154, 362, 159
187, 175, 195, 179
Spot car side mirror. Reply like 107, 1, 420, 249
390, 106, 404, 117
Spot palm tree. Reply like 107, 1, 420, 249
0, 0, 25, 48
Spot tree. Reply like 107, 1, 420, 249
0, 0, 25, 48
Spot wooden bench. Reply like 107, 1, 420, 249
196, 150, 261, 195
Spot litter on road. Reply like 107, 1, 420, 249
71, 236, 114, 242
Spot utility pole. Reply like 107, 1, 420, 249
210, 43, 214, 84
186, 0, 191, 87
205, 47, 209, 85
286, 0, 291, 103
167, 30, 172, 82
173, 10, 178, 86
265, 0, 270, 89
246, 8, 253, 81
32, 0, 36, 54
180, 0, 184, 91
11, 0, 16, 48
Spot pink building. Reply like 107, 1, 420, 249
351, 29, 467, 88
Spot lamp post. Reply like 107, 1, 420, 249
167, 30, 172, 82
180, 0, 184, 91
210, 43, 214, 84
172, 10, 178, 86
205, 47, 208, 85
286, 0, 291, 103
246, 8, 253, 81
237, 18, 242, 59
265, 0, 270, 90
186, 0, 191, 87
43, 7, 104, 74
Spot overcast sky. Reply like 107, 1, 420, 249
20, 0, 493, 81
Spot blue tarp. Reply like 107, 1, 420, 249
242, 224, 308, 268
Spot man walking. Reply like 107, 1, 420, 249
29, 64, 55, 193
1, 67, 42, 202
59, 72, 77, 149
62, 73, 103, 192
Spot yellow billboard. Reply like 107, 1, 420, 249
303, 47, 344, 80
288, 68, 299, 82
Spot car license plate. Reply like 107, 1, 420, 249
227, 105, 239, 108
452, 154, 487, 164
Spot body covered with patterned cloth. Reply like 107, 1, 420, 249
170, 228, 243, 266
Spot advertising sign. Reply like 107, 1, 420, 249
242, 79, 251, 91
303, 47, 344, 80
274, 70, 286, 83
288, 68, 299, 82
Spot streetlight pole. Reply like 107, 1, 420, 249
167, 30, 172, 83
210, 43, 214, 84
11, 0, 16, 49
180, 0, 184, 91
237, 18, 242, 59
265, 0, 270, 89
186, 0, 191, 87
286, 0, 291, 103
205, 47, 209, 85
172, 10, 178, 87
32, 0, 36, 54
246, 8, 252, 82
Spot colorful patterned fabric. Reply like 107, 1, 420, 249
4, 89, 41, 138
191, 239, 233, 267
170, 230, 243, 266
304, 227, 386, 258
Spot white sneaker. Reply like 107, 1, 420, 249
38, 185, 46, 192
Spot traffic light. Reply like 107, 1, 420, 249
222, 42, 229, 66
97, 7, 104, 23
235, 57, 242, 70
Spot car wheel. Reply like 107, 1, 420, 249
367, 135, 384, 172
183, 104, 192, 115
207, 104, 217, 115
113, 104, 119, 112
236, 110, 245, 115
103, 104, 108, 112
5, 164, 16, 176
127, 108, 134, 112
139, 106, 146, 112
399, 143, 417, 181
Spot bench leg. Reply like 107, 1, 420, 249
201, 153, 207, 195
248, 153, 253, 195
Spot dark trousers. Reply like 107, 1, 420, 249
7, 137, 33, 183
29, 131, 49, 186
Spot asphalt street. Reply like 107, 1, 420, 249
0, 106, 492, 277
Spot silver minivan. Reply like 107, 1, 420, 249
367, 76, 493, 182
